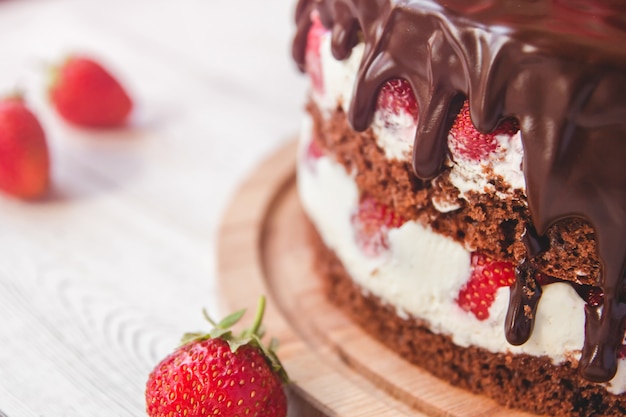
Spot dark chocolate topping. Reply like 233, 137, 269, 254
293, 0, 626, 383
505, 259, 542, 346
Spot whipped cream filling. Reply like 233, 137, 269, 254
296, 120, 626, 393
447, 130, 526, 199
314, 35, 363, 115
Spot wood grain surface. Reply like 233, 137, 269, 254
218, 140, 542, 417
0, 1, 305, 415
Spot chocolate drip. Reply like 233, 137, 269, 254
293, 0, 626, 382
522, 225, 550, 259
506, 259, 543, 346
505, 225, 550, 346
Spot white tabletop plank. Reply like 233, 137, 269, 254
0, 0, 307, 415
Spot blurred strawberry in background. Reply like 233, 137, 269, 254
0, 96, 50, 199
49, 55, 133, 128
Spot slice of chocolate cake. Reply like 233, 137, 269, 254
292, 1, 626, 416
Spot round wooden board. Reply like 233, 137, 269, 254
217, 140, 541, 417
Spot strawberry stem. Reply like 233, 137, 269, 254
202, 308, 218, 327
249, 295, 266, 336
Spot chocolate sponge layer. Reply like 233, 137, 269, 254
307, 101, 600, 285
307, 219, 626, 417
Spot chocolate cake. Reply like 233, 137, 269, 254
291, 1, 626, 416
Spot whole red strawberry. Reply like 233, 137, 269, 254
145, 296, 288, 417
49, 55, 133, 127
0, 96, 50, 199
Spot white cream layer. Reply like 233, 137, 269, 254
297, 117, 626, 393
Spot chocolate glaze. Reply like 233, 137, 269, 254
293, 0, 626, 383
506, 259, 542, 346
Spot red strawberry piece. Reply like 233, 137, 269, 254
49, 55, 133, 127
351, 196, 405, 257
456, 253, 516, 320
305, 14, 327, 93
448, 100, 519, 162
146, 296, 288, 417
306, 138, 324, 160
0, 97, 50, 199
376, 78, 418, 121
304, 138, 324, 171
585, 286, 604, 307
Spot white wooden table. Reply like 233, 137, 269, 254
0, 1, 306, 415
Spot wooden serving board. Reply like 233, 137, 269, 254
217, 140, 539, 417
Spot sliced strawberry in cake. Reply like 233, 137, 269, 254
302, 137, 325, 172
446, 100, 524, 197
351, 196, 405, 257
376, 79, 419, 123
305, 14, 327, 94
448, 101, 518, 163
371, 79, 419, 160
456, 253, 516, 320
